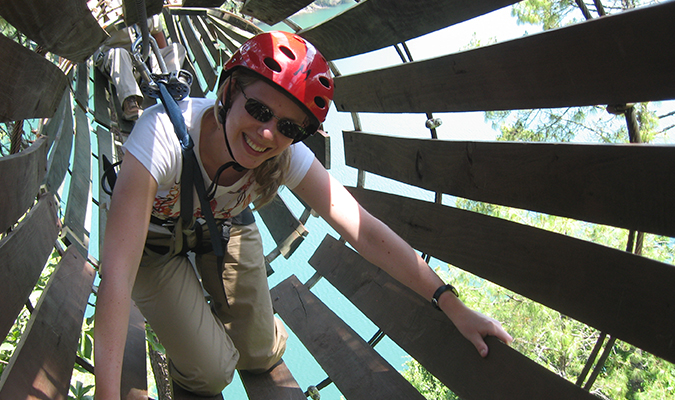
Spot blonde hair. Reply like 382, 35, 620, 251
214, 70, 292, 208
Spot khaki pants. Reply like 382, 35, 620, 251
131, 221, 287, 396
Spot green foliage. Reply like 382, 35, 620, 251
512, 0, 579, 30
0, 250, 60, 375
69, 380, 94, 400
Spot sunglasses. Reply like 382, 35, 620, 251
238, 85, 314, 142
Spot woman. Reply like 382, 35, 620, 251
94, 31, 512, 398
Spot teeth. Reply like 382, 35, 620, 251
244, 134, 267, 153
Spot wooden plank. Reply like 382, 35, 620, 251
304, 129, 330, 169
343, 131, 675, 237
163, 8, 181, 45
120, 302, 148, 399
271, 275, 427, 400
93, 67, 111, 129
173, 385, 223, 400
42, 89, 71, 151
0, 246, 94, 400
0, 34, 68, 122
207, 20, 242, 55
300, 0, 517, 60
205, 11, 256, 46
309, 235, 599, 400
63, 68, 92, 257
256, 194, 307, 259
206, 9, 262, 36
0, 0, 107, 63
179, 16, 218, 91
239, 360, 305, 400
182, 0, 226, 7
0, 137, 48, 233
240, 0, 313, 26
43, 92, 74, 193
333, 1, 675, 113
345, 187, 675, 364
0, 193, 60, 340
190, 15, 221, 67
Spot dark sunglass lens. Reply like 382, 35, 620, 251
278, 120, 305, 141
245, 99, 273, 122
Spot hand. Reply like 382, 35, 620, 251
441, 296, 513, 358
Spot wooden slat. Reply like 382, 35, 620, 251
239, 360, 305, 400
0, 34, 68, 122
0, 0, 107, 63
0, 193, 60, 340
182, 0, 226, 7
333, 1, 675, 113
304, 129, 330, 169
42, 89, 71, 151
63, 68, 92, 256
179, 16, 218, 91
190, 15, 221, 67
93, 68, 112, 129
207, 20, 242, 55
205, 11, 256, 46
343, 131, 675, 237
206, 9, 262, 36
173, 384, 223, 400
256, 194, 307, 259
163, 8, 181, 45
0, 137, 48, 233
271, 275, 427, 400
43, 92, 74, 193
0, 246, 94, 400
300, 0, 517, 60
346, 187, 675, 364
120, 302, 148, 399
240, 0, 313, 26
309, 235, 599, 400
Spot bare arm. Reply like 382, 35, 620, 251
95, 153, 157, 399
293, 159, 512, 357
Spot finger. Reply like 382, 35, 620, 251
467, 333, 490, 358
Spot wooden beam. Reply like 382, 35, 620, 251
333, 1, 675, 113
179, 16, 218, 91
205, 11, 256, 45
0, 194, 60, 340
206, 9, 262, 36
0, 137, 48, 233
343, 131, 675, 237
346, 188, 675, 364
256, 194, 307, 259
43, 92, 74, 193
239, 360, 305, 400
300, 0, 518, 60
63, 66, 92, 257
271, 275, 427, 400
240, 0, 313, 26
304, 129, 330, 169
309, 235, 599, 400
182, 0, 226, 7
93, 68, 112, 129
0, 0, 107, 63
0, 34, 68, 122
0, 246, 95, 400
190, 15, 221, 67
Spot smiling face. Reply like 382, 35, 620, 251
223, 79, 309, 170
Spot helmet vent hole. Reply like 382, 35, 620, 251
319, 76, 331, 88
279, 46, 296, 60
263, 57, 282, 73
314, 96, 326, 109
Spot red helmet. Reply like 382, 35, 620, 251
221, 31, 333, 129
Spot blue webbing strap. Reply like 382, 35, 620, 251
157, 82, 228, 309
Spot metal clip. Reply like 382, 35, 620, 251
425, 118, 443, 130
141, 70, 193, 101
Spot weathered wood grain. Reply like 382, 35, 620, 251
240, 0, 314, 26
256, 194, 307, 259
271, 275, 427, 400
346, 187, 675, 364
343, 131, 675, 237
120, 302, 148, 399
0, 34, 68, 122
190, 15, 221, 67
206, 9, 262, 36
0, 194, 60, 341
64, 66, 92, 257
239, 360, 305, 400
0, 246, 94, 400
0, 0, 107, 63
43, 92, 74, 193
333, 1, 675, 112
309, 235, 600, 400
304, 129, 330, 169
179, 16, 218, 91
0, 137, 48, 233
93, 67, 112, 129
300, 0, 518, 60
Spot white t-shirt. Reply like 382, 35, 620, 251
123, 98, 314, 230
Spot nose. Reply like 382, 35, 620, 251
257, 119, 278, 140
